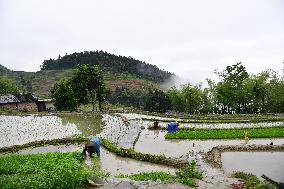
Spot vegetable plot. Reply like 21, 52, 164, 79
0, 152, 95, 189
165, 126, 284, 139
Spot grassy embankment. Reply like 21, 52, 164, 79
117, 160, 203, 187
0, 152, 107, 189
165, 126, 284, 139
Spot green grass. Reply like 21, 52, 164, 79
165, 126, 284, 139
117, 160, 203, 187
117, 171, 174, 182
0, 152, 98, 189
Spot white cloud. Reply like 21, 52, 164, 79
0, 0, 283, 83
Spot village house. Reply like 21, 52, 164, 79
0, 93, 54, 112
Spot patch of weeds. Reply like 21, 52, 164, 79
175, 160, 203, 187
232, 172, 276, 189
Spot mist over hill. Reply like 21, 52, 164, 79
40, 50, 173, 83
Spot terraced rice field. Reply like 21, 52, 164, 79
1, 112, 284, 187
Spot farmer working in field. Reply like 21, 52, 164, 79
82, 137, 101, 159
153, 119, 159, 129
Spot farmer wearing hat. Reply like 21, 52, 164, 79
82, 137, 101, 159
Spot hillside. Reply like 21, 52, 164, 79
0, 68, 161, 99
40, 50, 173, 83
1, 51, 172, 98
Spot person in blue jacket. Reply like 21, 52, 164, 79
167, 122, 179, 133
82, 137, 101, 159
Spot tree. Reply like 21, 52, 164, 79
107, 86, 146, 109
144, 89, 172, 113
241, 72, 269, 113
200, 87, 214, 114
215, 62, 249, 113
181, 84, 202, 114
51, 64, 107, 111
166, 87, 185, 112
40, 50, 173, 83
70, 64, 105, 111
50, 79, 79, 111
264, 70, 284, 113
0, 76, 21, 94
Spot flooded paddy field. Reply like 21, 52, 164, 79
0, 114, 103, 148
134, 129, 284, 157
0, 115, 81, 148
1, 112, 284, 188
98, 114, 141, 149
15, 144, 176, 176
222, 151, 284, 182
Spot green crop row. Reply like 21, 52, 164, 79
165, 126, 284, 139
117, 160, 203, 187
0, 152, 95, 189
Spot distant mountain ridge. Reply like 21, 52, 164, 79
1, 51, 171, 97
40, 50, 173, 82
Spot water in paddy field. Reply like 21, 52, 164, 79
98, 114, 141, 149
117, 113, 284, 129
16, 144, 176, 176
0, 114, 103, 148
222, 152, 284, 182
99, 147, 176, 175
134, 129, 284, 156
2, 113, 284, 180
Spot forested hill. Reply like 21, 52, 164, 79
40, 50, 173, 82
0, 64, 11, 75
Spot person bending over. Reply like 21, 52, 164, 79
82, 137, 101, 159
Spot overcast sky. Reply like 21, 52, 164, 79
0, 0, 284, 84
